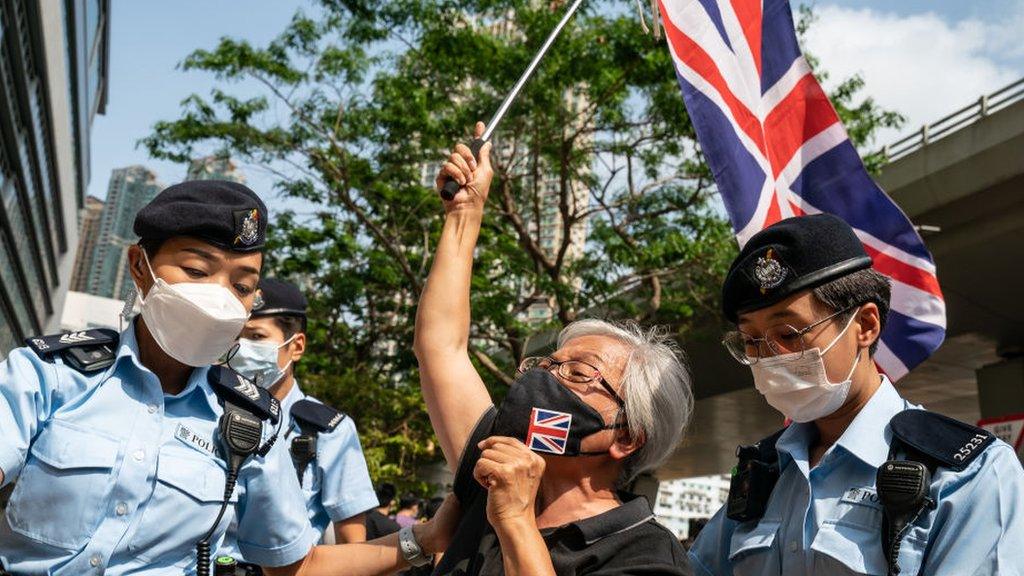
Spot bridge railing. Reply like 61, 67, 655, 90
881, 77, 1024, 162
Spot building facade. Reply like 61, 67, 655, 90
653, 475, 731, 540
85, 166, 162, 299
69, 194, 103, 291
0, 0, 110, 355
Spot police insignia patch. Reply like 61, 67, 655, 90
59, 331, 95, 344
234, 374, 261, 402
252, 289, 265, 311
234, 208, 259, 246
753, 248, 786, 293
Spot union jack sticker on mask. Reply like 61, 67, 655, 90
526, 408, 573, 455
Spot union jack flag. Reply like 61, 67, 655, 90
657, 0, 946, 379
526, 408, 573, 455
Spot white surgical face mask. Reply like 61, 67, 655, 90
135, 252, 250, 367
750, 313, 861, 423
229, 336, 295, 388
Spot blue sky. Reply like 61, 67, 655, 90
87, 0, 1024, 205
87, 1, 303, 200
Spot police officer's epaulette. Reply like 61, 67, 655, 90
291, 399, 346, 434
207, 365, 281, 425
25, 329, 119, 373
889, 409, 995, 472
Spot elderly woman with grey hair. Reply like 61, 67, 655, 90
413, 123, 695, 576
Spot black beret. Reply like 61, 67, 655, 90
133, 180, 267, 252
722, 214, 872, 322
252, 277, 307, 318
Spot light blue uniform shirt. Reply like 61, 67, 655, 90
690, 378, 1024, 576
219, 382, 378, 559
0, 324, 320, 575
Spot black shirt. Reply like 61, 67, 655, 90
433, 408, 691, 576
366, 509, 401, 540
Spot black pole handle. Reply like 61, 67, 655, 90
440, 138, 487, 200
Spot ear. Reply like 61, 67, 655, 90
126, 245, 152, 296
608, 420, 644, 462
855, 302, 882, 352
289, 332, 307, 363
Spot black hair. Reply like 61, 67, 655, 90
138, 238, 166, 258
398, 492, 420, 510
375, 483, 396, 508
811, 268, 891, 355
272, 315, 307, 339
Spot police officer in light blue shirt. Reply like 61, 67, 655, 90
689, 214, 1024, 576
0, 181, 320, 575
218, 278, 378, 562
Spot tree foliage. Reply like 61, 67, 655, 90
143, 0, 902, 488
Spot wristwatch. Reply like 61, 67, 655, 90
398, 524, 431, 567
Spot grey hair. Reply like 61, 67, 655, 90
811, 269, 891, 355
557, 319, 694, 483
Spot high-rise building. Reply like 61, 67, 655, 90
86, 166, 163, 299
652, 475, 731, 540
69, 195, 104, 291
186, 154, 246, 183
0, 0, 111, 355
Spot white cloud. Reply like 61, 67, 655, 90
802, 4, 1022, 147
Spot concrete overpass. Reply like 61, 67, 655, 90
658, 77, 1024, 480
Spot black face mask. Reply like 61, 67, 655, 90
492, 369, 625, 457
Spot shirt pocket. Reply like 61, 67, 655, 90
729, 519, 781, 575
812, 500, 890, 575
129, 446, 239, 568
5, 419, 122, 550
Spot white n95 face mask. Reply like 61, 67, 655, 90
135, 253, 249, 367
750, 313, 861, 423
229, 336, 295, 388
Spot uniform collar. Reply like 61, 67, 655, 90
114, 319, 147, 373
833, 376, 909, 468
115, 319, 215, 411
281, 380, 306, 412
776, 376, 909, 471
281, 381, 306, 434
571, 493, 657, 545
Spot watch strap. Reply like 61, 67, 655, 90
398, 524, 431, 567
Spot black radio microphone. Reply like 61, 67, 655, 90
196, 403, 265, 576
877, 460, 934, 576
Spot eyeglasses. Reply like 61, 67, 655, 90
722, 307, 856, 365
517, 356, 626, 407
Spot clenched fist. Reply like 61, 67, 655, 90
435, 121, 494, 214
473, 436, 546, 527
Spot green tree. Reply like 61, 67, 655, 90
142, 0, 901, 488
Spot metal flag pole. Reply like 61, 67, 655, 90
440, 0, 587, 200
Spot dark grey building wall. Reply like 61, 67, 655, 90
0, 0, 109, 355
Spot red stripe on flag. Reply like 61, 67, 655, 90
763, 73, 840, 177
730, 0, 763, 76
660, 2, 768, 159
863, 244, 944, 300
763, 192, 783, 227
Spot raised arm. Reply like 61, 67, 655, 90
413, 122, 496, 471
